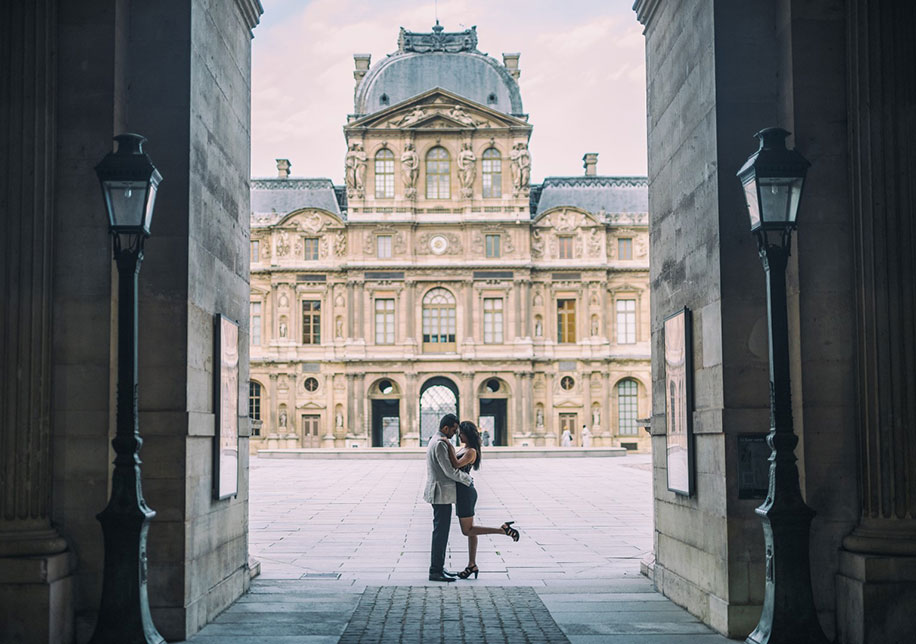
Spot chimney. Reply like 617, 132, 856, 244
582, 152, 598, 176
276, 158, 291, 179
353, 54, 371, 88
502, 53, 521, 80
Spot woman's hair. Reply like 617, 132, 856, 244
459, 421, 482, 470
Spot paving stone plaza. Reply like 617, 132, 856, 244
185, 456, 730, 642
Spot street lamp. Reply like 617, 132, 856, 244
89, 134, 165, 644
737, 129, 828, 644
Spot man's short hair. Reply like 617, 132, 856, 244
439, 413, 459, 430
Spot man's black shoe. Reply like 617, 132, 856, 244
428, 573, 456, 582
441, 569, 459, 578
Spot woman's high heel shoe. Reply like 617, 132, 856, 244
458, 565, 479, 579
502, 521, 520, 542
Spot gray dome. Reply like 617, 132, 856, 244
355, 28, 523, 116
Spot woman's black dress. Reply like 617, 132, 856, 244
455, 459, 477, 519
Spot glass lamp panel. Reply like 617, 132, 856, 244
143, 181, 159, 231
105, 180, 149, 230
742, 179, 761, 230
758, 176, 802, 225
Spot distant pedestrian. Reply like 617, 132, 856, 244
581, 424, 591, 448
481, 429, 491, 446
561, 427, 572, 447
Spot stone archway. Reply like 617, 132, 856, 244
419, 376, 459, 445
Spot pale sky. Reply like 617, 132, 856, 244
251, 0, 647, 182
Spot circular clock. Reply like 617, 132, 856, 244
429, 234, 449, 255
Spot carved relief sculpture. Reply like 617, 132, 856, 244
449, 104, 477, 126
510, 142, 531, 196
276, 230, 291, 257
397, 107, 426, 127
592, 405, 600, 428
345, 143, 368, 198
457, 142, 476, 198
536, 407, 544, 428
335, 317, 343, 338
400, 143, 420, 199
530, 228, 545, 258
588, 228, 601, 257
334, 230, 347, 257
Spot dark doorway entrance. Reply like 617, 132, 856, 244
419, 376, 459, 445
371, 399, 400, 447
479, 398, 507, 446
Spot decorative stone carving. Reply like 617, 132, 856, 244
335, 317, 343, 338
398, 24, 479, 54
510, 142, 531, 196
555, 209, 577, 232
364, 227, 407, 255
417, 232, 462, 255
590, 315, 599, 336
449, 104, 478, 127
636, 235, 648, 258
400, 143, 419, 198
536, 407, 545, 427
345, 143, 367, 198
279, 294, 289, 308
279, 316, 288, 338
457, 142, 476, 197
334, 230, 347, 257
319, 235, 329, 259
592, 405, 601, 428
534, 316, 543, 337
530, 228, 545, 258
397, 107, 427, 128
299, 212, 323, 233
588, 228, 601, 257
293, 236, 303, 257
275, 231, 291, 257
278, 408, 288, 428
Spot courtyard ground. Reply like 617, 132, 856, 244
185, 455, 732, 643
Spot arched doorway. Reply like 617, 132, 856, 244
478, 377, 510, 446
369, 378, 401, 447
419, 376, 459, 445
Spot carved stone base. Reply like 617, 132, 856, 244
836, 550, 916, 644
0, 524, 67, 557
0, 551, 74, 644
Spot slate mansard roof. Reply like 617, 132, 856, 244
354, 25, 524, 117
250, 178, 346, 224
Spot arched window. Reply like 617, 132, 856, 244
249, 381, 262, 420
482, 148, 502, 197
617, 379, 639, 435
375, 148, 394, 198
422, 287, 456, 352
426, 146, 450, 199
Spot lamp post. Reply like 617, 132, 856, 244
89, 134, 165, 644
737, 129, 828, 644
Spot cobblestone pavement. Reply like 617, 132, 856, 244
185, 455, 732, 643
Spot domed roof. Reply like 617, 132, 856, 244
354, 25, 524, 117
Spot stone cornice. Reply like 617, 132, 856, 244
252, 178, 337, 190
540, 176, 648, 188
633, 0, 662, 30
234, 0, 263, 33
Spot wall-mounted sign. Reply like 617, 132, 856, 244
665, 307, 694, 495
214, 314, 240, 500
738, 433, 771, 499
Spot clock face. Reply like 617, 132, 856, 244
429, 234, 449, 255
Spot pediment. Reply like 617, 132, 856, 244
533, 207, 602, 230
555, 400, 583, 408
347, 87, 530, 131
296, 401, 325, 410
275, 208, 344, 232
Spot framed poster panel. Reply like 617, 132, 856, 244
214, 314, 240, 499
664, 307, 694, 495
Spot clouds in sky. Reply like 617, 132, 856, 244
251, 0, 647, 182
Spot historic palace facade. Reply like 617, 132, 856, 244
248, 25, 650, 451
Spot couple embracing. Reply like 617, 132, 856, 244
424, 413, 520, 582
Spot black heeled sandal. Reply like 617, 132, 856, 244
457, 565, 479, 579
502, 521, 520, 542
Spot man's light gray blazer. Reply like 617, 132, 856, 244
424, 431, 473, 504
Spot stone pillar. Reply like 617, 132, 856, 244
544, 372, 556, 446
404, 373, 419, 445
0, 3, 73, 641
345, 373, 357, 441
464, 280, 474, 343
459, 372, 474, 424
355, 374, 368, 444
347, 282, 355, 338
405, 280, 416, 343
600, 371, 612, 445
285, 373, 297, 447
582, 370, 593, 447
837, 2, 916, 641
266, 374, 279, 449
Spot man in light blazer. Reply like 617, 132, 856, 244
424, 413, 473, 582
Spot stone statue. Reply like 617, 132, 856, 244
335, 317, 343, 338
354, 144, 367, 197
591, 315, 599, 336
592, 406, 600, 427
534, 316, 543, 337
536, 407, 544, 427
510, 142, 531, 196
345, 143, 367, 198
449, 104, 476, 126
457, 142, 476, 198
336, 412, 343, 428
400, 143, 420, 199
275, 230, 291, 257
397, 106, 426, 127
279, 319, 288, 338
333, 230, 347, 256
278, 410, 287, 428
530, 228, 545, 258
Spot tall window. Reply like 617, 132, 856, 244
617, 379, 639, 435
557, 299, 576, 343
618, 237, 633, 260
375, 298, 395, 344
558, 236, 574, 259
250, 240, 259, 263
249, 381, 261, 420
250, 301, 262, 346
426, 146, 450, 199
304, 237, 319, 260
482, 148, 502, 197
422, 288, 456, 351
375, 149, 395, 198
302, 300, 321, 344
377, 234, 392, 259
485, 234, 501, 258
483, 298, 504, 344
616, 299, 636, 344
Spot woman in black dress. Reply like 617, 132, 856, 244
440, 420, 520, 579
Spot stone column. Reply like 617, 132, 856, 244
459, 372, 474, 424
837, 3, 916, 641
355, 374, 368, 445
544, 372, 556, 446
405, 280, 416, 343
464, 280, 474, 344
0, 2, 72, 640
347, 282, 355, 338
600, 371, 612, 445
266, 374, 279, 449
582, 370, 593, 447
285, 373, 297, 447
404, 373, 419, 445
